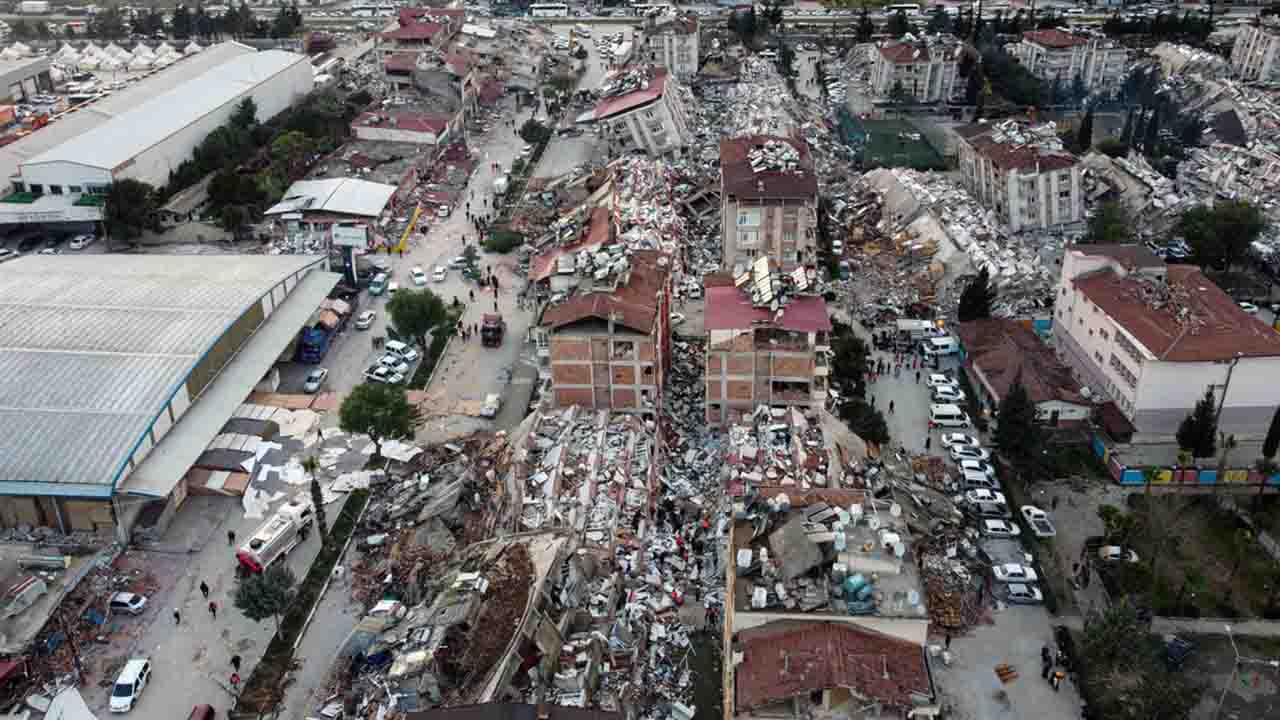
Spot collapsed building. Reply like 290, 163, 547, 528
584, 65, 693, 157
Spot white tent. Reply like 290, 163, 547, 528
57, 42, 78, 56
130, 42, 155, 59
127, 54, 153, 70
103, 42, 129, 60
153, 53, 177, 68
99, 56, 123, 71
49, 66, 66, 83
183, 41, 203, 55
81, 42, 103, 56
154, 42, 176, 56
0, 48, 21, 61
56, 48, 80, 63
79, 55, 101, 70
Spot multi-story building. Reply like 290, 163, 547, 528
1230, 20, 1280, 82
1053, 244, 1280, 439
955, 122, 1083, 232
641, 12, 700, 80
1013, 29, 1129, 94
720, 135, 819, 273
703, 264, 830, 426
591, 65, 692, 157
540, 250, 673, 416
871, 36, 965, 104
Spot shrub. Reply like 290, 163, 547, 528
484, 230, 524, 254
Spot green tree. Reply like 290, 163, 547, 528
1076, 106, 1095, 153
172, 5, 193, 38
964, 66, 983, 105
232, 563, 296, 631
387, 288, 448, 350
926, 7, 951, 34
90, 5, 127, 39
855, 8, 874, 42
957, 268, 996, 322
830, 324, 871, 398
338, 383, 420, 459
994, 377, 1041, 481
887, 9, 911, 36
889, 80, 911, 109
1084, 201, 1134, 244
1096, 137, 1128, 158
104, 179, 158, 245
1081, 604, 1146, 675
302, 455, 329, 547
219, 205, 249, 234
1179, 201, 1267, 272
232, 97, 258, 129
837, 399, 890, 446
270, 130, 315, 180
519, 119, 551, 144
1262, 406, 1280, 464
1097, 504, 1138, 546
1175, 386, 1218, 459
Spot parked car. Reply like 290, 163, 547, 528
109, 592, 148, 615
1004, 583, 1044, 604
110, 658, 152, 712
303, 368, 328, 394
480, 392, 501, 418
68, 234, 96, 250
1020, 505, 1058, 538
963, 488, 1007, 506
369, 273, 389, 295
387, 281, 400, 296
925, 373, 955, 389
411, 266, 427, 286
364, 365, 404, 385
940, 433, 979, 449
950, 445, 991, 462
965, 501, 1011, 520
432, 265, 447, 282
932, 385, 967, 403
17, 235, 44, 252
981, 519, 1021, 538
992, 564, 1039, 583
670, 313, 686, 326
1239, 301, 1259, 314
449, 255, 467, 269
959, 459, 995, 478
960, 472, 998, 491
355, 311, 376, 330
1098, 545, 1140, 563
378, 355, 410, 375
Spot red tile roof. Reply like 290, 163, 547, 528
399, 7, 463, 26
704, 285, 831, 333
445, 52, 469, 76
1073, 244, 1164, 270
966, 134, 1078, 171
719, 135, 819, 200
478, 79, 505, 105
541, 250, 670, 335
735, 621, 931, 713
352, 111, 449, 135
383, 52, 418, 73
593, 68, 668, 121
1072, 265, 1280, 362
955, 319, 1088, 407
383, 21, 444, 41
1023, 29, 1087, 49
879, 42, 932, 64
530, 208, 612, 282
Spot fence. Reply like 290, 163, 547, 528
1091, 433, 1280, 489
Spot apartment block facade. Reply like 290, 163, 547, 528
642, 14, 700, 80
1231, 21, 1280, 82
703, 276, 830, 426
720, 136, 819, 274
1013, 29, 1129, 94
593, 66, 691, 157
955, 123, 1083, 232
871, 38, 964, 103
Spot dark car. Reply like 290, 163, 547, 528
17, 235, 44, 252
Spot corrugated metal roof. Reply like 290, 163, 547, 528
0, 254, 326, 493
264, 178, 398, 218
0, 42, 257, 191
22, 49, 308, 174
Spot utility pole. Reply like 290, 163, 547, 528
1214, 351, 1244, 428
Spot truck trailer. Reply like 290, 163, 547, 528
236, 498, 315, 573
298, 298, 352, 363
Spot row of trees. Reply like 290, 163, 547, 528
1083, 199, 1266, 275
9, 2, 305, 42
1102, 10, 1216, 42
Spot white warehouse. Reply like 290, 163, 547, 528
4, 47, 313, 225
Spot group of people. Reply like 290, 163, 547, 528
170, 573, 244, 694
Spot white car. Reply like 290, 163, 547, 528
387, 281, 400, 295
925, 373, 955, 389
959, 459, 995, 478
480, 392, 501, 418
378, 355, 410, 375
981, 519, 1021, 538
303, 368, 328, 394
411, 266, 427, 286
449, 255, 467, 269
355, 311, 376, 330
432, 265, 447, 282
940, 433, 979, 449
109, 658, 151, 712
964, 488, 1007, 506
1098, 545, 1140, 563
992, 564, 1039, 583
670, 313, 686, 326
364, 365, 404, 385
68, 234, 96, 250
108, 592, 148, 616
1239, 302, 1259, 315
932, 385, 967, 403
1005, 583, 1043, 604
950, 445, 991, 462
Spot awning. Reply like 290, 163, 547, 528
119, 270, 340, 498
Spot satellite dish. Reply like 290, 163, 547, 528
867, 515, 881, 531
889, 503, 901, 517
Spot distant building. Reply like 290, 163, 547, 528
954, 318, 1092, 426
703, 265, 830, 426
641, 13, 700, 80
589, 65, 691, 157
1054, 244, 1280, 439
1230, 20, 1280, 82
1012, 29, 1129, 95
719, 135, 819, 273
540, 250, 673, 416
955, 122, 1083, 232
871, 36, 965, 104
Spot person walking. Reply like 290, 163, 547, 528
199, 581, 209, 599
915, 370, 921, 384
173, 609, 181, 625
889, 400, 895, 414
924, 436, 931, 451
944, 632, 952, 650
208, 601, 218, 620
231, 655, 242, 673
230, 673, 241, 691
227, 530, 236, 546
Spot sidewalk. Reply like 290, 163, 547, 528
1056, 613, 1280, 638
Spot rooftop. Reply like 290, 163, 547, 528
1022, 28, 1087, 49
705, 283, 831, 333
407, 706, 620, 720
1073, 243, 1164, 271
734, 620, 931, 714
540, 250, 670, 335
1072, 264, 1280, 361
954, 319, 1089, 407
382, 21, 446, 42
959, 122, 1078, 172
530, 207, 612, 283
264, 177, 398, 218
0, 254, 326, 496
720, 135, 819, 200
21, 50, 309, 175
592, 66, 669, 121
352, 111, 450, 136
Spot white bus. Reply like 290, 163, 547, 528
886, 3, 921, 15
631, 2, 674, 16
529, 3, 570, 17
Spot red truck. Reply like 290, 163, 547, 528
481, 313, 506, 347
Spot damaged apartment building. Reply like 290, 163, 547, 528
537, 249, 673, 416
703, 259, 831, 426
720, 136, 819, 274
870, 34, 967, 104
1230, 19, 1280, 83
1011, 28, 1129, 95
586, 65, 692, 157
639, 13, 701, 81
955, 121, 1083, 233
724, 411, 935, 718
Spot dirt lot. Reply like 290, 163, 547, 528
1186, 635, 1280, 719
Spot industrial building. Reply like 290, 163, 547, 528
719, 135, 819, 274
0, 255, 339, 541
0, 45, 313, 226
0, 55, 53, 104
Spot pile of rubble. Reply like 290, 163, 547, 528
917, 529, 987, 631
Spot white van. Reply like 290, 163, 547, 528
929, 403, 971, 428
384, 340, 420, 364
921, 336, 959, 356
